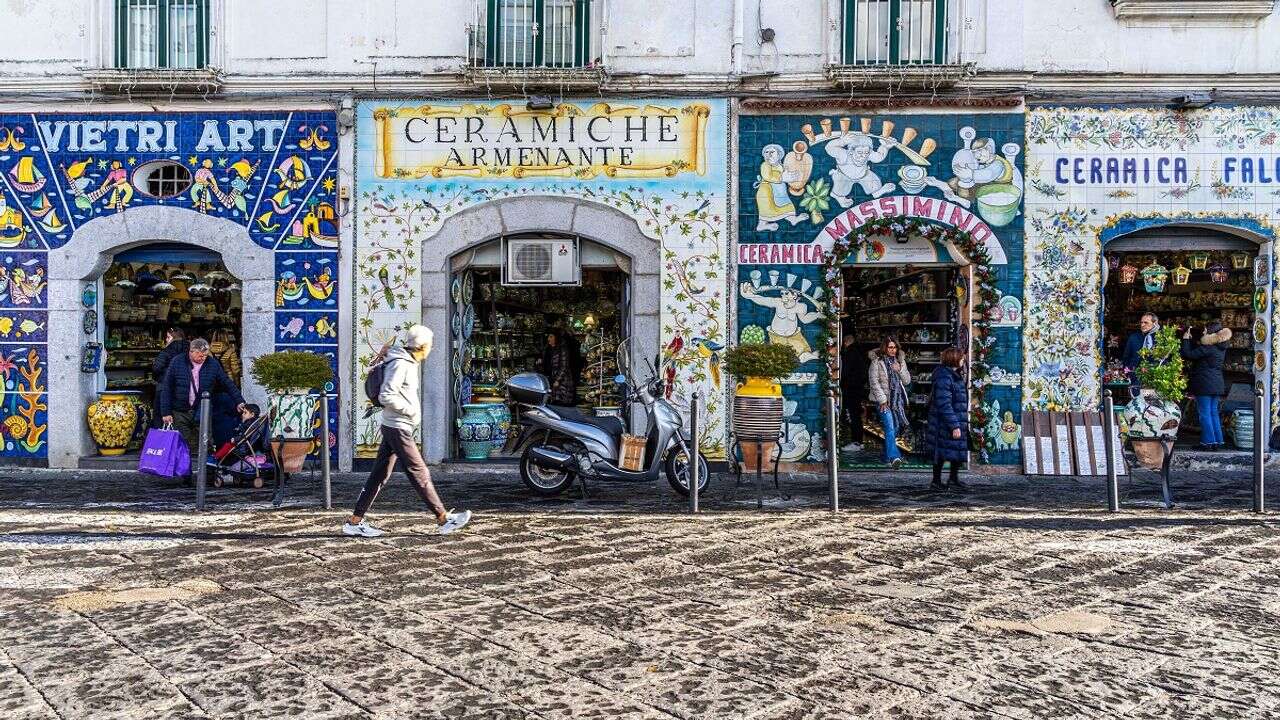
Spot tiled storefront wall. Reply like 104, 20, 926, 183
736, 111, 1026, 465
1023, 106, 1277, 424
0, 111, 339, 461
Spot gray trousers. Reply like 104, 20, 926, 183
353, 425, 446, 517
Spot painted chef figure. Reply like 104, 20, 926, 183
826, 132, 896, 207
945, 126, 1017, 203
740, 283, 821, 363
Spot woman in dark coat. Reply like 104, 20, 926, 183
1182, 321, 1230, 450
925, 347, 969, 491
541, 329, 577, 406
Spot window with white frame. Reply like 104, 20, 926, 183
485, 0, 591, 67
844, 0, 946, 65
115, 0, 209, 69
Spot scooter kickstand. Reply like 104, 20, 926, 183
578, 475, 590, 500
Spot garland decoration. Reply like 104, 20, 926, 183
819, 216, 1000, 461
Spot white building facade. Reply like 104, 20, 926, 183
0, 1, 1275, 468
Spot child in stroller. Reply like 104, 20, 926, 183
208, 404, 274, 488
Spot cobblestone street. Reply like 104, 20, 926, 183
2, 467, 1279, 719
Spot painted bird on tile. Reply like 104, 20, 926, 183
665, 336, 684, 359
664, 364, 677, 399
693, 337, 724, 387
377, 266, 395, 308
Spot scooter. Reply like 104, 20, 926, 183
505, 352, 708, 498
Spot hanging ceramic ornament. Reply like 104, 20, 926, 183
1231, 251, 1250, 270
1141, 262, 1169, 293
1119, 263, 1139, 284
1208, 263, 1229, 284
1172, 264, 1192, 286
1108, 254, 1121, 271
1190, 252, 1209, 270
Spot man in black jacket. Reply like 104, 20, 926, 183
159, 338, 246, 459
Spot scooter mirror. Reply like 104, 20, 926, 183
614, 374, 627, 385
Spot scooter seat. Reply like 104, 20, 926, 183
549, 406, 625, 438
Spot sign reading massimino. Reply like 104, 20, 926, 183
371, 102, 712, 180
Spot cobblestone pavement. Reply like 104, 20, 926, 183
2, 466, 1279, 719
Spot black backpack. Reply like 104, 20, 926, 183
363, 357, 397, 408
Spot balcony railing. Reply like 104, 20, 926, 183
466, 0, 602, 87
830, 0, 972, 86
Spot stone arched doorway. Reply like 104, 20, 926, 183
46, 206, 275, 468
418, 196, 662, 463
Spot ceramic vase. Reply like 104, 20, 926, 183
269, 388, 316, 440
484, 403, 511, 450
86, 392, 138, 456
1122, 389, 1182, 470
733, 377, 784, 471
458, 404, 494, 460
125, 393, 152, 452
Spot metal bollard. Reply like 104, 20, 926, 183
1103, 390, 1119, 513
195, 391, 211, 511
689, 392, 699, 514
1255, 388, 1266, 514
828, 392, 839, 512
321, 393, 332, 510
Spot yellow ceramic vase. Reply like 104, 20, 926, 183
86, 392, 139, 456
736, 376, 782, 397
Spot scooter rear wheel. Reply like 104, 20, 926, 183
520, 444, 577, 496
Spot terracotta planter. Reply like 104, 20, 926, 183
271, 439, 313, 474
1131, 439, 1168, 471
733, 376, 784, 471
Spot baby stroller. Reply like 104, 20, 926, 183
206, 412, 274, 488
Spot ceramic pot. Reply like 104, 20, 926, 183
124, 393, 152, 452
1121, 389, 1181, 440
457, 404, 494, 460
86, 392, 138, 456
271, 439, 313, 474
269, 389, 316, 440
483, 402, 511, 450
733, 376, 785, 470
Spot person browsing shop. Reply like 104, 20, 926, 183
158, 338, 245, 465
839, 332, 867, 451
1122, 312, 1160, 380
1182, 321, 1231, 451
925, 348, 970, 492
868, 337, 911, 468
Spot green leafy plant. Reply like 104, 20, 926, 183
799, 179, 831, 224
724, 343, 799, 381
1136, 325, 1186, 404
251, 351, 334, 393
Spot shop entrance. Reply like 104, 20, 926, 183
839, 263, 969, 469
449, 234, 631, 462
1102, 226, 1265, 446
96, 243, 244, 458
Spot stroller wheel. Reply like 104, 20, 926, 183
252, 476, 263, 489
211, 475, 224, 489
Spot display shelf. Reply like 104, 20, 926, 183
851, 299, 950, 315
858, 322, 951, 329
860, 268, 934, 294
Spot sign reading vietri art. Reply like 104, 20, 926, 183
371, 102, 712, 180
738, 195, 1009, 265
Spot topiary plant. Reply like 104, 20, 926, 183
724, 343, 800, 381
1136, 325, 1186, 404
251, 351, 334, 393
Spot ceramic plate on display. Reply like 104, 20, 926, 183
83, 310, 97, 334
1255, 319, 1268, 344
462, 273, 474, 304
451, 312, 462, 338
452, 376, 461, 404
451, 277, 462, 304
462, 305, 475, 339
460, 376, 473, 406
1256, 351, 1267, 373
1255, 289, 1269, 314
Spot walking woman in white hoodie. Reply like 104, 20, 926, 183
344, 325, 471, 537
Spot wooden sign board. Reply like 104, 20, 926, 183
1022, 409, 1127, 476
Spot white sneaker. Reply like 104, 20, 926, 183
437, 509, 472, 535
842, 442, 863, 451
342, 521, 385, 538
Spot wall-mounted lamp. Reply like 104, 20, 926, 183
526, 95, 555, 111
1171, 91, 1214, 111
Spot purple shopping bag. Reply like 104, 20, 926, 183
138, 428, 191, 478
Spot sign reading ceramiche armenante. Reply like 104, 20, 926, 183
372, 101, 711, 180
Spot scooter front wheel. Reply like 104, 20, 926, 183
665, 446, 710, 497
520, 444, 577, 497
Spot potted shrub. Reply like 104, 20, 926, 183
251, 351, 334, 472
1120, 325, 1185, 469
724, 341, 799, 470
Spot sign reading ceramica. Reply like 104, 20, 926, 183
372, 102, 712, 180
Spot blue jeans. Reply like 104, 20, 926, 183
1196, 395, 1223, 445
879, 409, 902, 462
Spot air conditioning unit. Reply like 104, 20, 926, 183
503, 237, 580, 285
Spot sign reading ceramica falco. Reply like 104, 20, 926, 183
371, 101, 711, 180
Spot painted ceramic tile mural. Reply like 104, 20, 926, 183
1024, 106, 1277, 424
737, 111, 1026, 465
355, 99, 729, 458
0, 111, 339, 460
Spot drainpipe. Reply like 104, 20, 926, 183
731, 0, 745, 75
598, 0, 609, 67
